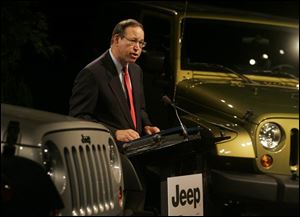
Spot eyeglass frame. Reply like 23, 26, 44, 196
122, 35, 147, 48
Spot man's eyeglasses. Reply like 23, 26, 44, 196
123, 36, 147, 48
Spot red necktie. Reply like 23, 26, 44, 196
123, 67, 137, 129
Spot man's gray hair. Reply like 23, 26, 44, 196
111, 19, 144, 44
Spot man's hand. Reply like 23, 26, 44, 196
144, 125, 160, 135
115, 129, 140, 142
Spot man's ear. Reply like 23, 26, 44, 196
112, 34, 121, 45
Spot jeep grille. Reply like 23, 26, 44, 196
64, 144, 114, 215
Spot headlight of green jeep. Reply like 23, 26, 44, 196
108, 138, 122, 183
259, 122, 282, 150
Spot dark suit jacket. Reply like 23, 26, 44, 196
69, 50, 152, 137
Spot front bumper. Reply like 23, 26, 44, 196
210, 169, 299, 204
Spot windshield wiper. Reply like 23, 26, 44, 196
192, 62, 255, 84
259, 64, 299, 81
248, 68, 299, 81
270, 70, 299, 81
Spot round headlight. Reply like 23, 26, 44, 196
259, 122, 282, 150
108, 138, 122, 183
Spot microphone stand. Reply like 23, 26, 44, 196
161, 95, 232, 143
162, 95, 235, 132
173, 101, 188, 138
162, 95, 188, 138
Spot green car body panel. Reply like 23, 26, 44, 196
133, 1, 299, 208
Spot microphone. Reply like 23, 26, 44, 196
162, 95, 173, 106
162, 95, 188, 138
162, 95, 232, 143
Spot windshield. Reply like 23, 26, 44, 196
181, 18, 299, 78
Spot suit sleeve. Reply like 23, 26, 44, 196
69, 67, 119, 138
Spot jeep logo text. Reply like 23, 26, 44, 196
171, 184, 201, 208
81, 134, 91, 144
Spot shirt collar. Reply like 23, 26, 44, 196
109, 48, 128, 73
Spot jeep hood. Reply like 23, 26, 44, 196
176, 79, 299, 124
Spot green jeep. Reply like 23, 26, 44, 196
127, 1, 299, 215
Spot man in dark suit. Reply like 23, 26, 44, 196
69, 19, 160, 144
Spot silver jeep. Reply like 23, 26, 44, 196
1, 103, 124, 216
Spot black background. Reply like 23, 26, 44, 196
1, 0, 299, 115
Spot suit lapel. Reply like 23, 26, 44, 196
102, 52, 134, 128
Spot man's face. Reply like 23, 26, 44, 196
116, 26, 145, 64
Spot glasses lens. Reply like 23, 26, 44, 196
140, 42, 146, 48
124, 36, 146, 48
